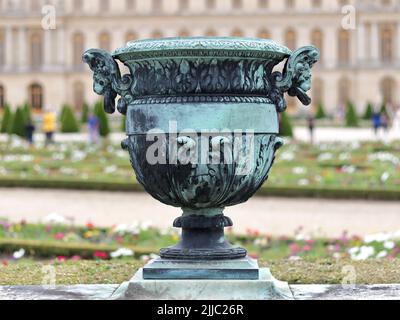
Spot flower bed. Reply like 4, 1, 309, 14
1, 138, 400, 199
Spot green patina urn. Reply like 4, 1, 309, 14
83, 37, 319, 261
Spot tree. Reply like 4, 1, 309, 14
345, 101, 359, 127
279, 112, 293, 137
11, 107, 27, 137
315, 102, 326, 119
59, 104, 68, 123
81, 102, 90, 123
380, 102, 388, 115
22, 102, 32, 123
60, 105, 80, 133
363, 102, 373, 120
94, 101, 110, 137
0, 104, 13, 134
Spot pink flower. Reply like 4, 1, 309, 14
1, 260, 8, 266
94, 251, 108, 260
303, 245, 312, 252
289, 243, 301, 254
54, 232, 65, 240
57, 256, 67, 262
71, 255, 81, 261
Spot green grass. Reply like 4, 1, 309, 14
1, 258, 399, 285
1, 139, 400, 199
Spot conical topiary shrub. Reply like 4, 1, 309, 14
59, 104, 68, 123
60, 105, 80, 133
345, 101, 359, 127
363, 102, 373, 120
11, 107, 27, 137
315, 102, 326, 119
81, 102, 90, 123
279, 112, 293, 137
22, 102, 32, 123
380, 103, 388, 115
94, 101, 110, 137
0, 104, 13, 134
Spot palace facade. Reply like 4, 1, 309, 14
0, 0, 399, 115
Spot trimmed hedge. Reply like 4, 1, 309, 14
0, 238, 157, 259
0, 103, 13, 133
60, 105, 80, 133
279, 112, 293, 137
94, 101, 110, 137
0, 177, 399, 201
345, 101, 359, 127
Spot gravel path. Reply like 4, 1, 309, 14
1, 188, 399, 237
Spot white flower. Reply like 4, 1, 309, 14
317, 153, 333, 161
20, 155, 34, 162
288, 256, 302, 261
52, 153, 65, 160
110, 248, 134, 259
43, 212, 66, 224
368, 152, 399, 165
13, 248, 25, 260
348, 246, 375, 261
383, 241, 395, 250
376, 251, 388, 259
292, 167, 306, 175
381, 172, 390, 183
104, 165, 117, 174
297, 179, 309, 186
363, 232, 391, 243
70, 150, 87, 162
342, 165, 356, 174
339, 153, 351, 161
333, 252, 341, 259
280, 151, 295, 161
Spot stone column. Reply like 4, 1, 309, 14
324, 26, 337, 69
370, 22, 379, 64
357, 22, 366, 63
397, 22, 400, 63
18, 26, 28, 71
57, 25, 66, 67
44, 30, 53, 69
4, 26, 14, 70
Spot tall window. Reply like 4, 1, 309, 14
0, 29, 4, 67
99, 32, 111, 51
232, 0, 242, 9
30, 31, 43, 69
206, 0, 216, 9
72, 32, 84, 68
380, 25, 394, 63
29, 83, 43, 110
381, 77, 396, 105
312, 78, 324, 110
31, 0, 40, 11
338, 77, 351, 107
338, 30, 350, 65
125, 31, 137, 43
311, 29, 323, 63
257, 29, 270, 39
153, 0, 162, 13
285, 28, 296, 51
286, 0, 295, 9
126, 0, 135, 10
231, 28, 244, 37
73, 0, 83, 11
311, 0, 322, 8
99, 0, 109, 11
0, 85, 5, 109
258, 0, 268, 8
73, 82, 85, 110
179, 0, 189, 11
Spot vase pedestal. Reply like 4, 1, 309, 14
111, 257, 293, 300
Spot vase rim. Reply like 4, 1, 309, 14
113, 36, 291, 60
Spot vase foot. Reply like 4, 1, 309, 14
159, 247, 247, 260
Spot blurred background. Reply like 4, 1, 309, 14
0, 0, 400, 270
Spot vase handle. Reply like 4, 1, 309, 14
271, 46, 320, 112
82, 49, 133, 115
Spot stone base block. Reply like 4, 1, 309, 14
111, 268, 293, 300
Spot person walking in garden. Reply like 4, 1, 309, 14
88, 112, 100, 144
25, 119, 35, 146
372, 111, 381, 136
307, 114, 315, 144
380, 112, 389, 134
42, 110, 56, 146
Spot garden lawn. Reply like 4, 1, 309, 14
1, 258, 400, 285
1, 138, 400, 199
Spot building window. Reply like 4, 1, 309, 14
257, 29, 270, 39
126, 0, 135, 10
285, 28, 296, 51
31, 0, 40, 11
206, 0, 216, 9
231, 28, 244, 37
29, 84, 44, 110
73, 0, 83, 11
338, 77, 351, 107
232, 0, 242, 9
311, 29, 323, 63
99, 32, 111, 51
30, 31, 43, 69
205, 29, 217, 36
0, 29, 4, 67
151, 30, 163, 38
311, 0, 322, 8
312, 78, 324, 110
72, 32, 85, 68
381, 77, 396, 105
380, 25, 394, 63
179, 0, 189, 11
286, 0, 295, 9
0, 85, 5, 108
125, 31, 137, 43
178, 29, 190, 37
258, 0, 268, 8
99, 0, 109, 11
153, 0, 162, 13
338, 30, 350, 65
73, 82, 85, 110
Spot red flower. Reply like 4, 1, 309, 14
1, 260, 8, 266
71, 255, 81, 261
54, 232, 65, 240
57, 256, 67, 262
94, 251, 108, 260
303, 245, 312, 252
289, 243, 301, 254
86, 222, 95, 229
